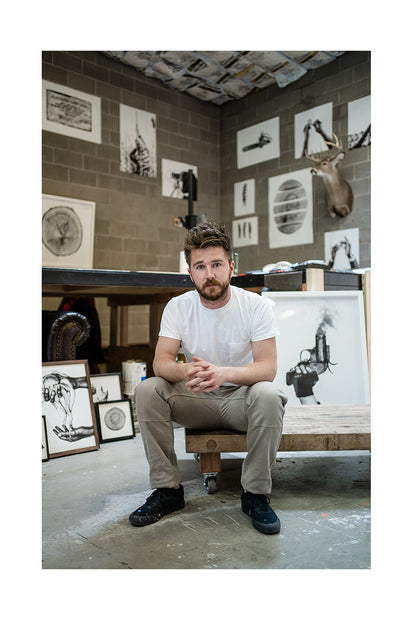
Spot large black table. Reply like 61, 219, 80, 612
42, 266, 363, 351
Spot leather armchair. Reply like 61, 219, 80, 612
42, 310, 90, 361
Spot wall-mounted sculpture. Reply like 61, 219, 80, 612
304, 121, 354, 218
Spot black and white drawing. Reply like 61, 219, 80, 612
294, 103, 333, 159
42, 194, 95, 269
232, 216, 258, 248
42, 80, 101, 143
268, 168, 313, 249
162, 159, 198, 200
234, 178, 255, 217
348, 95, 371, 149
263, 291, 370, 405
42, 361, 99, 458
90, 373, 122, 403
120, 104, 157, 177
237, 117, 280, 169
96, 400, 135, 443
325, 228, 360, 270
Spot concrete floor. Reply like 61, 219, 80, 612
42, 427, 370, 570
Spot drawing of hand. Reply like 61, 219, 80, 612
52, 425, 94, 442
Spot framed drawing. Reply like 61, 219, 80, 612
232, 216, 258, 248
262, 291, 370, 405
348, 95, 371, 149
237, 116, 280, 169
42, 416, 49, 462
234, 179, 255, 217
120, 104, 157, 176
42, 80, 101, 143
42, 194, 95, 269
162, 159, 198, 200
42, 360, 100, 458
294, 102, 332, 159
90, 373, 122, 403
268, 168, 313, 249
96, 400, 135, 443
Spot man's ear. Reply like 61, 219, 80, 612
187, 267, 193, 282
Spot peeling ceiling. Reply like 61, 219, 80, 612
102, 51, 346, 105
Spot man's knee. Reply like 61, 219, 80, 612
246, 381, 287, 426
134, 376, 171, 416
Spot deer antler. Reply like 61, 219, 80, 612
304, 146, 323, 163
324, 133, 343, 160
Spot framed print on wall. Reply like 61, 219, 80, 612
42, 194, 95, 269
268, 168, 313, 249
234, 179, 255, 217
120, 104, 157, 177
237, 116, 280, 169
96, 400, 135, 443
262, 291, 370, 406
232, 216, 259, 248
42, 360, 100, 459
42, 80, 101, 143
90, 373, 122, 403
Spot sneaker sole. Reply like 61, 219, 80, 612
242, 507, 281, 535
129, 501, 185, 527
251, 516, 280, 535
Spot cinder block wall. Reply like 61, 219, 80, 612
42, 51, 220, 345
42, 51, 370, 348
220, 51, 371, 273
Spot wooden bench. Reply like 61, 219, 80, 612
185, 404, 371, 493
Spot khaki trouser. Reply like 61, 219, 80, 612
135, 377, 287, 495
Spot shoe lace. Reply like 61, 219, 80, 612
246, 493, 271, 511
139, 489, 163, 512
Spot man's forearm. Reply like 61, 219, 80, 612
221, 361, 277, 386
153, 357, 189, 383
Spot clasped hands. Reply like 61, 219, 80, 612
184, 356, 226, 393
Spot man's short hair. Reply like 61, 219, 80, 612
184, 222, 233, 266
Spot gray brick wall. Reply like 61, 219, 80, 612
42, 51, 370, 346
220, 51, 371, 273
42, 51, 220, 345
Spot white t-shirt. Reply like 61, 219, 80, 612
159, 285, 279, 372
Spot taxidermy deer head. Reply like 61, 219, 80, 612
304, 125, 354, 218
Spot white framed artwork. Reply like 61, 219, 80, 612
42, 360, 100, 459
268, 168, 313, 249
42, 194, 95, 269
42, 80, 101, 143
237, 117, 280, 169
262, 291, 370, 405
120, 104, 157, 176
348, 95, 371, 149
162, 159, 198, 199
324, 228, 360, 269
232, 216, 258, 248
294, 102, 333, 159
234, 179, 255, 216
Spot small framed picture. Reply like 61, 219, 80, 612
42, 360, 100, 458
42, 416, 50, 462
42, 194, 95, 269
96, 400, 135, 443
42, 80, 101, 143
90, 373, 122, 403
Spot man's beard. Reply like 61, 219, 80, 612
196, 276, 231, 302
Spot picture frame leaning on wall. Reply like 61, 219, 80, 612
262, 291, 370, 406
42, 360, 100, 459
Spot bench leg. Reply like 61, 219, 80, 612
199, 452, 221, 494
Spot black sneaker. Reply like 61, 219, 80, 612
129, 485, 185, 527
241, 491, 281, 535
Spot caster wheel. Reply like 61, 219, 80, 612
204, 475, 217, 494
